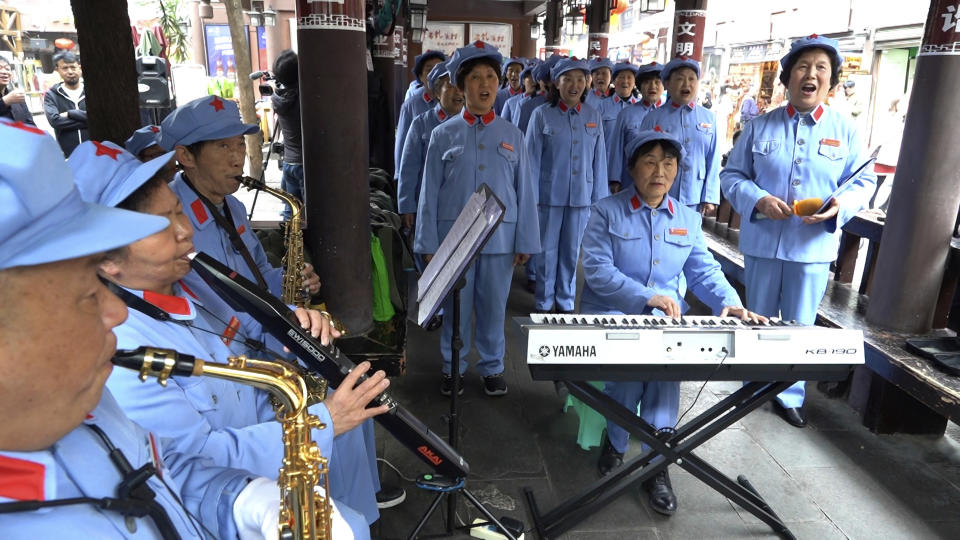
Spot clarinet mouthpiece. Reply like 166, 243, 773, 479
112, 347, 201, 386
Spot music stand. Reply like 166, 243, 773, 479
409, 185, 517, 539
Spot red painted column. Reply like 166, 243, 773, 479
671, 1, 707, 61
295, 0, 372, 332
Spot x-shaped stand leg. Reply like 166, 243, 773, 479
524, 381, 797, 539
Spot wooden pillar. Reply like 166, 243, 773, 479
544, 0, 562, 56
866, 0, 960, 334
296, 0, 372, 333
587, 0, 609, 59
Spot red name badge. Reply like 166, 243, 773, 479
585, 122, 597, 128
221, 316, 241, 346
500, 142, 514, 152
669, 228, 688, 236
820, 138, 840, 147
236, 224, 246, 235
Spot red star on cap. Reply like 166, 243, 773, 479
475, 41, 485, 48
93, 141, 122, 160
5, 120, 45, 135
650, 61, 658, 65
809, 33, 818, 39
150, 126, 160, 133
209, 96, 225, 112
678, 55, 688, 61
653, 125, 663, 132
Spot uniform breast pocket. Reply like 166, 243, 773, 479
752, 139, 780, 157
497, 143, 519, 164
441, 145, 465, 177
542, 125, 557, 137
664, 230, 693, 259
817, 141, 847, 161
609, 224, 647, 268
695, 122, 714, 139
181, 379, 221, 416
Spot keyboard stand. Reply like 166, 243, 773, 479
523, 380, 798, 540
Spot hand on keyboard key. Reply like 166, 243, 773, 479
720, 306, 767, 324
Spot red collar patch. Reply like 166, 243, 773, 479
462, 109, 496, 126
437, 108, 447, 121
812, 104, 824, 122
668, 199, 675, 214
630, 194, 642, 210
93, 141, 122, 160
150, 126, 160, 133
209, 96, 225, 112
510, 86, 522, 96
143, 290, 191, 316
558, 101, 582, 113
422, 91, 432, 103
0, 455, 46, 502
190, 198, 209, 224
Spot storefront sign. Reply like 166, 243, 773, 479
423, 23, 465, 56
470, 23, 512, 57
920, 0, 960, 55
729, 43, 780, 63
393, 25, 404, 65
672, 9, 706, 61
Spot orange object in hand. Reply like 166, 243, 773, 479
792, 197, 824, 216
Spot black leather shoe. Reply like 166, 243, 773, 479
776, 403, 807, 428
597, 434, 624, 477
643, 469, 678, 516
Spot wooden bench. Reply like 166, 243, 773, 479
701, 206, 960, 435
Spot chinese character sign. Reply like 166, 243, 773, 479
422, 23, 465, 56
920, 0, 960, 55
672, 9, 706, 62
469, 23, 512, 57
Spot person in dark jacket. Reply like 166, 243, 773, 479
270, 50, 303, 220
43, 52, 88, 157
0, 57, 35, 125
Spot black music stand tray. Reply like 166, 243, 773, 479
409, 185, 517, 540
524, 380, 799, 540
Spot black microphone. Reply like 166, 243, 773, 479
249, 70, 267, 80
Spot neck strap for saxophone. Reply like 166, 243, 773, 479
180, 174, 269, 290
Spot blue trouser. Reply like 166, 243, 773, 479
440, 252, 515, 376
536, 205, 590, 312
328, 414, 380, 524
744, 255, 830, 409
526, 256, 537, 282
280, 162, 304, 220
603, 381, 680, 453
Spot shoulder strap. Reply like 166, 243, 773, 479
180, 175, 269, 289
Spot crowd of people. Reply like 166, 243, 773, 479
1, 33, 879, 535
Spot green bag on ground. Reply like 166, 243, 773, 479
371, 233, 396, 322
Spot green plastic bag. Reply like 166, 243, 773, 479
371, 233, 396, 322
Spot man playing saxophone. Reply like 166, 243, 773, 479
0, 119, 356, 538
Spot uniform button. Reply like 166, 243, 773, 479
654, 234, 661, 240
648, 280, 655, 287
478, 124, 484, 130
653, 259, 660, 265
212, 394, 218, 404
798, 138, 805, 145
478, 164, 486, 171
651, 209, 658, 216
685, 137, 690, 143
478, 143, 485, 150
573, 155, 579, 160
573, 140, 580, 144
795, 158, 803, 165
792, 179, 801, 186
572, 170, 579, 174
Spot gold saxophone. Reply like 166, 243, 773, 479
238, 176, 308, 307
112, 347, 331, 540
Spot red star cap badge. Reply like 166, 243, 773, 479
150, 126, 160, 133
809, 33, 818, 39
653, 125, 663, 132
475, 41, 485, 48
209, 96, 225, 112
4, 120, 45, 136
93, 141, 123, 160
679, 56, 688, 61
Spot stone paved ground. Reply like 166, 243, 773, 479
370, 266, 960, 539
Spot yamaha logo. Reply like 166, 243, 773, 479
539, 345, 550, 357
